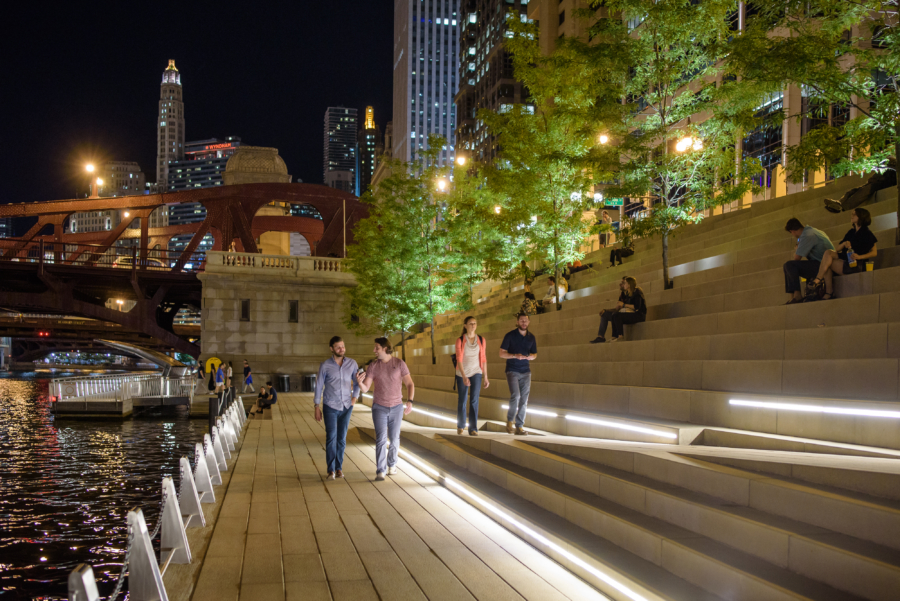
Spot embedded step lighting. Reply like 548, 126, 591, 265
501, 404, 559, 417
730, 399, 900, 419
565, 415, 678, 439
398, 448, 651, 601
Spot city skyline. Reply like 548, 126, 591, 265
2, 3, 393, 207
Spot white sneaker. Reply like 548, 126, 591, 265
388, 466, 398, 475
375, 472, 385, 481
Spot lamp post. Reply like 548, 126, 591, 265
86, 165, 103, 199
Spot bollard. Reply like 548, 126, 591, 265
67, 564, 100, 601
211, 427, 228, 471
127, 508, 169, 601
203, 434, 222, 485
178, 457, 206, 526
194, 443, 216, 501
160, 477, 191, 566
217, 416, 235, 452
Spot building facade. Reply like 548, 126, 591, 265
0, 219, 12, 238
392, 0, 460, 166
69, 162, 166, 233
456, 0, 530, 163
156, 60, 185, 191
324, 107, 357, 194
167, 137, 243, 225
357, 106, 380, 195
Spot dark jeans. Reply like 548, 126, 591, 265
597, 310, 614, 337
323, 404, 353, 473
832, 159, 897, 211
611, 312, 645, 338
610, 247, 634, 265
783, 259, 821, 293
455, 373, 482, 431
506, 371, 532, 427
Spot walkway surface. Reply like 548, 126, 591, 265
190, 392, 607, 601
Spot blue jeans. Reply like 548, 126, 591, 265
372, 403, 404, 474
323, 404, 353, 473
455, 373, 482, 431
506, 371, 531, 428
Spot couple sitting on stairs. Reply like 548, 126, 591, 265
589, 276, 647, 343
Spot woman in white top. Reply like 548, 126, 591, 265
226, 362, 234, 388
454, 316, 490, 435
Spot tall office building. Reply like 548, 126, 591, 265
167, 137, 242, 225
393, 0, 460, 166
456, 0, 530, 163
156, 60, 185, 190
324, 107, 357, 194
0, 219, 11, 238
357, 106, 380, 195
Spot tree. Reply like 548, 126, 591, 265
481, 15, 618, 294
344, 136, 478, 364
726, 0, 900, 242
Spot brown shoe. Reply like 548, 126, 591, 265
515, 427, 528, 436
457, 428, 464, 435
335, 469, 344, 479
506, 421, 515, 434
468, 430, 478, 436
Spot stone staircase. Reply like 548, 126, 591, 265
379, 178, 900, 600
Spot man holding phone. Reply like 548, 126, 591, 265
314, 336, 361, 480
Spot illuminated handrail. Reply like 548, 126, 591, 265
51, 373, 195, 404
210, 251, 344, 274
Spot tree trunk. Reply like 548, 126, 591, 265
429, 315, 437, 365
401, 327, 407, 362
895, 123, 899, 246
662, 230, 672, 290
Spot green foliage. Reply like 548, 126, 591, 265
726, 0, 899, 180
344, 136, 481, 362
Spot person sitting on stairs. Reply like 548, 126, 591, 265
824, 156, 896, 213
783, 218, 834, 305
806, 208, 878, 301
589, 276, 628, 343
252, 381, 277, 414
608, 276, 647, 342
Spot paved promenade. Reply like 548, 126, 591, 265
190, 392, 606, 601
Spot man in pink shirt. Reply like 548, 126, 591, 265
358, 337, 415, 481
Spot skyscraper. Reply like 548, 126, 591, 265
167, 137, 242, 225
456, 0, 530, 163
393, 0, 460, 166
156, 60, 185, 190
323, 107, 357, 194
357, 106, 380, 195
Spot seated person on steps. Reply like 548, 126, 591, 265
589, 276, 628, 343
807, 208, 878, 301
538, 276, 567, 309
609, 226, 635, 268
252, 381, 278, 414
519, 291, 539, 316
824, 156, 896, 213
783, 218, 834, 305
607, 276, 647, 342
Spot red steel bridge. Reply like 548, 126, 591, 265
0, 184, 366, 360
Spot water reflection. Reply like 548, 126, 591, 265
0, 374, 202, 600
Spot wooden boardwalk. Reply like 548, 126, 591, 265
190, 392, 607, 601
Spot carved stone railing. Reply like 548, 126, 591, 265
206, 251, 347, 277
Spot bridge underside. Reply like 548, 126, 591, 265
0, 262, 201, 358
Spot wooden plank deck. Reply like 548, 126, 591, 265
189, 392, 606, 601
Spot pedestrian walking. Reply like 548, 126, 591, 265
499, 313, 537, 435
357, 338, 414, 481
242, 360, 255, 393
214, 364, 225, 393
454, 316, 489, 435
314, 336, 361, 480
226, 362, 234, 388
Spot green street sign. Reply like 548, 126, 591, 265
604, 198, 624, 206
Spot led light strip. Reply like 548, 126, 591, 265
501, 404, 559, 418
565, 415, 678, 439
398, 448, 650, 601
411, 406, 463, 425
730, 399, 900, 419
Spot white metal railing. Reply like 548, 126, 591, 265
51, 373, 196, 404
210, 251, 344, 274
68, 395, 247, 601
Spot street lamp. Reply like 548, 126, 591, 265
494, 206, 501, 214
85, 164, 95, 173
437, 178, 448, 192
598, 134, 609, 145
86, 165, 102, 198
116, 299, 124, 311
456, 156, 467, 166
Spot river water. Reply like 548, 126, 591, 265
0, 373, 203, 600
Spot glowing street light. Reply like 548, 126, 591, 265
115, 299, 124, 311
494, 206, 502, 214
456, 155, 467, 166
85, 164, 95, 173
437, 178, 448, 192
676, 136, 703, 153
96, 178, 103, 186
598, 134, 609, 145
123, 211, 130, 218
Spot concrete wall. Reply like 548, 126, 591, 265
198, 252, 374, 390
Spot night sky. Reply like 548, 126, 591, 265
2, 1, 393, 208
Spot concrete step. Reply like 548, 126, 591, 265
443, 435, 900, 600
405, 429, 873, 601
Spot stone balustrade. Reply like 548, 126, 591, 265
205, 251, 347, 277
